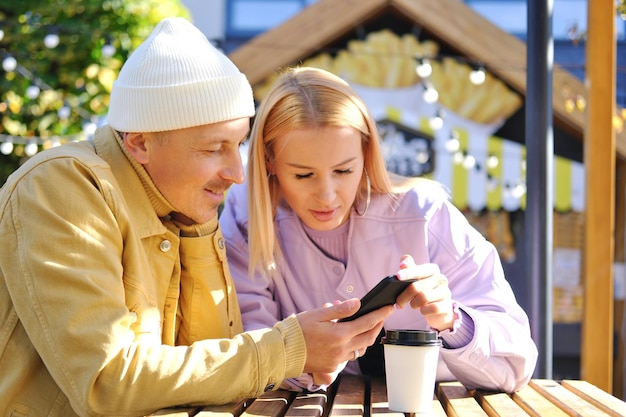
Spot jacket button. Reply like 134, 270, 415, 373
346, 285, 354, 293
264, 383, 275, 392
160, 240, 172, 252
218, 238, 224, 249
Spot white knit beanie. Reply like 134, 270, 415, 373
107, 17, 255, 132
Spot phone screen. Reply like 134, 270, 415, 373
339, 275, 417, 322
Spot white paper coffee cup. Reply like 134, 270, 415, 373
382, 329, 441, 414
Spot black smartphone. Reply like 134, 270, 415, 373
339, 275, 417, 322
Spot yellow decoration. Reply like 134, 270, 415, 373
253, 29, 522, 125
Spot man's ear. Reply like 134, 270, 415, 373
123, 132, 149, 164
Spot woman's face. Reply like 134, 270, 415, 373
270, 126, 364, 231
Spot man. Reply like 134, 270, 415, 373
0, 17, 391, 417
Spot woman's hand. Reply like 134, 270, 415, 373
394, 255, 456, 331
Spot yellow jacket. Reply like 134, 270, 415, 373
0, 126, 305, 417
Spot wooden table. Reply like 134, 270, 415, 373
150, 374, 626, 416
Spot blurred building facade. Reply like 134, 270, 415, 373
183, 0, 625, 108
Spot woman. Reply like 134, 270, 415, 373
220, 67, 537, 393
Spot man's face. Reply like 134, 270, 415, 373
137, 118, 250, 224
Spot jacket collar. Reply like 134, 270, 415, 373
92, 126, 171, 238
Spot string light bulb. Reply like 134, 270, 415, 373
510, 182, 527, 199
24, 141, 38, 157
415, 57, 433, 78
44, 33, 60, 49
57, 106, 71, 120
487, 155, 499, 169
429, 111, 444, 130
462, 154, 477, 170
2, 56, 17, 72
26, 85, 41, 99
422, 82, 439, 104
445, 136, 460, 152
101, 44, 116, 58
1, 140, 14, 155
469, 64, 486, 85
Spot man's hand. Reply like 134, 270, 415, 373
296, 299, 393, 375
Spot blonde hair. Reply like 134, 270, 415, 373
247, 67, 399, 277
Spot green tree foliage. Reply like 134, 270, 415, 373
0, 0, 190, 185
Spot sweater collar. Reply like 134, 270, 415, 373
112, 129, 175, 218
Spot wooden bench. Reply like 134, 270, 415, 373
150, 374, 626, 416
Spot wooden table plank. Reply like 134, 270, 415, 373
474, 391, 529, 417
195, 399, 250, 417
147, 377, 626, 417
150, 408, 201, 416
438, 381, 488, 417
561, 380, 626, 417
530, 379, 612, 417
370, 377, 446, 417
328, 374, 366, 417
513, 384, 570, 417
369, 377, 409, 417
431, 399, 449, 417
285, 392, 328, 417
240, 390, 295, 417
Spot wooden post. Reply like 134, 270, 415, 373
581, 0, 616, 392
